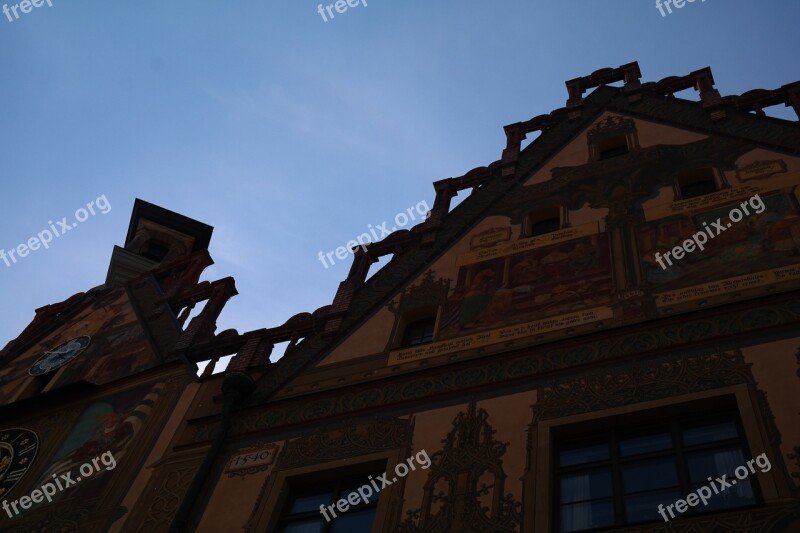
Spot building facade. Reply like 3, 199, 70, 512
1, 62, 800, 532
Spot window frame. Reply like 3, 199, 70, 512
250, 451, 403, 533
524, 206, 567, 238
595, 135, 630, 161
530, 217, 562, 237
142, 239, 172, 262
276, 473, 382, 532
553, 409, 761, 532
399, 317, 436, 348
529, 386, 781, 533
674, 167, 725, 200
392, 306, 440, 350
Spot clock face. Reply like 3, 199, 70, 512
0, 428, 39, 499
29, 336, 91, 376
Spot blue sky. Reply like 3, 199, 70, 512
1, 0, 798, 367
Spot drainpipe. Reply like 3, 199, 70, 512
168, 371, 254, 532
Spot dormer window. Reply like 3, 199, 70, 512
525, 207, 564, 237
586, 116, 640, 162
531, 217, 561, 236
400, 317, 436, 347
676, 168, 720, 200
681, 180, 717, 199
596, 135, 629, 160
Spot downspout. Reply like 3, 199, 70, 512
169, 371, 254, 533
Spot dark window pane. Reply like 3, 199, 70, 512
682, 420, 738, 446
595, 135, 629, 161
559, 499, 614, 532
559, 469, 612, 503
278, 519, 325, 533
531, 217, 561, 236
555, 410, 757, 530
340, 478, 368, 494
624, 488, 682, 523
686, 447, 746, 483
143, 240, 171, 262
401, 319, 435, 347
681, 180, 717, 199
329, 508, 377, 533
598, 145, 628, 160
559, 441, 609, 467
288, 490, 334, 514
619, 432, 672, 457
691, 478, 756, 512
622, 458, 679, 493
341, 484, 381, 506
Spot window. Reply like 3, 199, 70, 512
677, 168, 719, 200
680, 180, 717, 199
142, 239, 171, 262
277, 475, 381, 533
555, 410, 758, 532
526, 207, 562, 237
596, 135, 629, 160
586, 116, 639, 162
531, 217, 561, 237
401, 318, 435, 347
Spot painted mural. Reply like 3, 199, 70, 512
641, 192, 800, 290
0, 289, 154, 405
438, 233, 612, 340
32, 382, 164, 501
54, 290, 152, 386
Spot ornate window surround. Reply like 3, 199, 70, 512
586, 115, 641, 163
387, 271, 450, 351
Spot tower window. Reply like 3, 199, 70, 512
677, 168, 719, 200
401, 318, 436, 347
142, 240, 171, 262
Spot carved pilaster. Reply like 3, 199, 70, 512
396, 402, 521, 533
